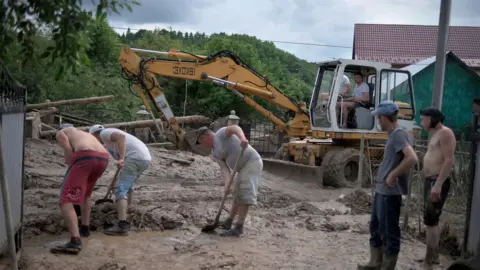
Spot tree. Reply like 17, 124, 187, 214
0, 0, 140, 80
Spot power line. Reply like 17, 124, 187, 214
108, 25, 442, 66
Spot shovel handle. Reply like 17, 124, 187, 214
214, 146, 247, 223
104, 167, 122, 199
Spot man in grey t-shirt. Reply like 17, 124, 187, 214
358, 100, 418, 270
195, 125, 263, 237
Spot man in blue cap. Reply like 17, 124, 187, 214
358, 100, 418, 270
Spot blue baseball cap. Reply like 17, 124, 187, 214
371, 100, 399, 116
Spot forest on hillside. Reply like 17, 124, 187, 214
2, 17, 317, 123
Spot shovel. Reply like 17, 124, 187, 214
74, 168, 121, 218
95, 167, 121, 205
201, 146, 246, 233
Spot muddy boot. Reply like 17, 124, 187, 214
79, 225, 90, 238
50, 237, 82, 255
380, 253, 398, 270
104, 220, 130, 236
220, 217, 233, 230
220, 223, 243, 237
357, 246, 383, 270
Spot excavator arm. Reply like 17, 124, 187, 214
119, 46, 311, 140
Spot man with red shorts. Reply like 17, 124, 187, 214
50, 124, 109, 254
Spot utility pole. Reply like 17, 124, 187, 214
431, 0, 452, 109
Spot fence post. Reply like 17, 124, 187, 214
358, 133, 365, 185
0, 125, 19, 270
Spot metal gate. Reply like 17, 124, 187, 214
0, 59, 26, 262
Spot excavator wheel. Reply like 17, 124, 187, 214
322, 148, 370, 188
263, 145, 323, 186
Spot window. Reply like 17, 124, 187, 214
379, 70, 415, 120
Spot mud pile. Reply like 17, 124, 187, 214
22, 138, 221, 236
336, 188, 372, 215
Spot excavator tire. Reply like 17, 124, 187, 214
322, 148, 370, 188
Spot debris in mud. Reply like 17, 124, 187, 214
320, 221, 350, 232
24, 203, 184, 235
257, 186, 300, 209
97, 262, 127, 270
337, 189, 372, 215
304, 216, 350, 232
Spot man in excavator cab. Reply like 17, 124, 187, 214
336, 72, 370, 128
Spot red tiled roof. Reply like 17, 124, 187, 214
353, 24, 480, 68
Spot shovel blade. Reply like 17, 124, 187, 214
201, 224, 218, 233
95, 198, 114, 205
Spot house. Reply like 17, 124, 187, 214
352, 24, 480, 75
393, 51, 480, 137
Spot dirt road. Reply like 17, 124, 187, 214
16, 139, 450, 269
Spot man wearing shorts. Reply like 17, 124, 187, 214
89, 124, 152, 236
195, 124, 263, 237
51, 124, 109, 254
357, 100, 418, 270
415, 108, 456, 270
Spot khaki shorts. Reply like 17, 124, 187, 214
232, 159, 263, 205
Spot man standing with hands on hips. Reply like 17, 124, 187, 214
89, 124, 152, 236
357, 100, 418, 270
415, 107, 456, 270
195, 124, 263, 237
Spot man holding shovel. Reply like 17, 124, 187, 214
51, 124, 109, 254
89, 124, 152, 236
196, 125, 263, 237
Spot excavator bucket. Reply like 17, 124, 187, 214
262, 158, 323, 187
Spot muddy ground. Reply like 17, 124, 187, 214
7, 139, 455, 269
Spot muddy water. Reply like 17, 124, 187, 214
17, 139, 451, 269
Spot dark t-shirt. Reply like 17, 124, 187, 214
375, 127, 413, 195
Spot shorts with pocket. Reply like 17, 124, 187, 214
232, 159, 263, 205
60, 150, 109, 205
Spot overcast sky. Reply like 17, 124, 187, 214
103, 0, 480, 63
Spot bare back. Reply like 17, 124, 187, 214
61, 128, 107, 153
423, 126, 456, 177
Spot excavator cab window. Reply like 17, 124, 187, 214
310, 63, 339, 128
338, 65, 377, 130
379, 69, 416, 123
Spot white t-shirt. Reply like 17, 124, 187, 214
354, 82, 369, 98
340, 75, 351, 94
100, 128, 152, 161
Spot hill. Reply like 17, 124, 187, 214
3, 19, 317, 123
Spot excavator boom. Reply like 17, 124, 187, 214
118, 45, 321, 184
120, 46, 311, 138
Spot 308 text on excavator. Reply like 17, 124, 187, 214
173, 66, 195, 76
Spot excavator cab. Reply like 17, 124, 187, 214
309, 59, 417, 137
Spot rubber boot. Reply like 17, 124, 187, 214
357, 246, 383, 270
381, 253, 398, 270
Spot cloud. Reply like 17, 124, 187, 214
105, 0, 480, 62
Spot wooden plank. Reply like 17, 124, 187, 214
27, 95, 114, 110
40, 115, 211, 137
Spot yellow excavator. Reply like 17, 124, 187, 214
118, 46, 419, 188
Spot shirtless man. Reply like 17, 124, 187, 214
195, 125, 263, 237
336, 72, 369, 128
50, 124, 109, 254
415, 107, 456, 269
